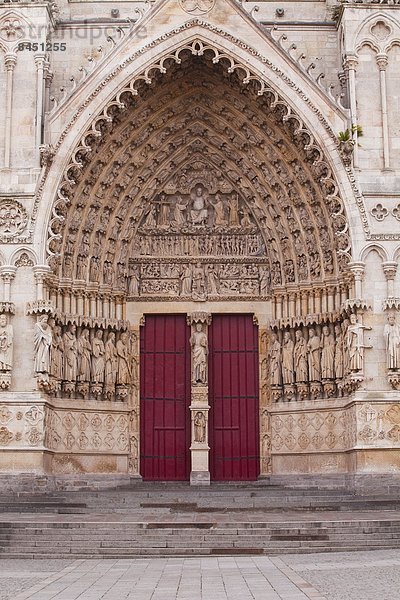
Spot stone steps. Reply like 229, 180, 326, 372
2, 518, 400, 557
2, 483, 400, 558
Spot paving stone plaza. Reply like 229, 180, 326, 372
1, 551, 400, 600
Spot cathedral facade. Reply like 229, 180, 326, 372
0, 0, 399, 485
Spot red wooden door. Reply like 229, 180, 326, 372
140, 315, 191, 480
209, 314, 260, 481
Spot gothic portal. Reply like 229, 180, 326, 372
0, 0, 400, 485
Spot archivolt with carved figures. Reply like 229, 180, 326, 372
44, 43, 352, 317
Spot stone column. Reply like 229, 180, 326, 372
187, 312, 211, 486
34, 53, 46, 155
256, 315, 272, 477
4, 53, 17, 168
33, 265, 51, 301
0, 266, 16, 304
128, 320, 141, 478
344, 54, 359, 168
348, 261, 365, 300
376, 54, 390, 170
383, 262, 397, 299
0, 269, 16, 390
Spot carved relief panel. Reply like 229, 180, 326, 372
127, 164, 270, 301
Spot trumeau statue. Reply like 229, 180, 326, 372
33, 315, 52, 374
282, 331, 294, 385
0, 314, 13, 372
194, 411, 206, 443
190, 323, 208, 384
294, 329, 308, 383
320, 325, 335, 380
307, 328, 321, 382
384, 313, 400, 371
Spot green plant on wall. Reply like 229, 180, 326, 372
338, 124, 363, 146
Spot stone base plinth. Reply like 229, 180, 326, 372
190, 470, 211, 485
190, 443, 210, 485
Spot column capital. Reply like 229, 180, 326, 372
376, 53, 388, 72
4, 53, 17, 72
382, 261, 398, 280
33, 264, 51, 282
34, 53, 46, 69
0, 265, 16, 282
343, 54, 358, 72
348, 261, 365, 279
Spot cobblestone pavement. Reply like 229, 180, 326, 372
1, 550, 399, 600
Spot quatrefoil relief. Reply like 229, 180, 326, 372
392, 204, 400, 221
371, 203, 389, 221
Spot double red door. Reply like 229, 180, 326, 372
140, 314, 259, 481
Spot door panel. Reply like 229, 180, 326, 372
209, 314, 259, 481
140, 315, 191, 480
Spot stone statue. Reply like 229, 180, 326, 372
342, 318, 350, 376
192, 263, 206, 300
384, 313, 400, 371
190, 323, 208, 384
190, 186, 208, 226
346, 313, 371, 372
268, 333, 281, 386
307, 328, 321, 381
211, 194, 226, 226
91, 329, 105, 383
143, 204, 157, 228
294, 329, 308, 383
174, 196, 187, 226
194, 411, 206, 443
281, 331, 294, 385
180, 264, 192, 296
158, 194, 170, 227
206, 265, 219, 296
334, 324, 344, 379
0, 314, 13, 371
33, 315, 52, 374
105, 331, 118, 386
128, 265, 140, 296
63, 324, 78, 382
228, 193, 240, 227
259, 267, 270, 296
77, 328, 91, 382
116, 332, 132, 385
50, 324, 64, 380
320, 325, 335, 380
